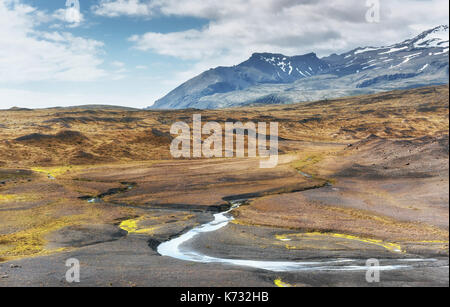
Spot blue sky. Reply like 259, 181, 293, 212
0, 0, 448, 109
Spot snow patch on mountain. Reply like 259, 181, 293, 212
414, 25, 449, 48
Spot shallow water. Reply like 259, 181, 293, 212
157, 202, 436, 272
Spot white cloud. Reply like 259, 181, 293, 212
98, 0, 449, 81
110, 61, 128, 79
111, 61, 126, 68
0, 0, 106, 83
92, 0, 155, 17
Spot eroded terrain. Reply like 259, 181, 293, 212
0, 85, 448, 286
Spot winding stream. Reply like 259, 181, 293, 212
157, 201, 437, 272
82, 182, 441, 273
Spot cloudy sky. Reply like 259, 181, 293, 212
0, 0, 448, 109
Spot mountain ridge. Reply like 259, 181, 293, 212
150, 25, 449, 110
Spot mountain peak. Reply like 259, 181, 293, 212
408, 25, 449, 48
250, 52, 285, 58
427, 25, 449, 34
249, 52, 318, 60
150, 26, 449, 110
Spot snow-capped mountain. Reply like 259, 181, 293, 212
151, 52, 329, 109
150, 25, 449, 110
244, 52, 330, 81
324, 25, 449, 80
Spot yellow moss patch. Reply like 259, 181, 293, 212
276, 232, 403, 253
290, 152, 336, 183
31, 161, 157, 179
119, 218, 158, 235
0, 216, 82, 260
31, 164, 110, 178
230, 219, 254, 227
119, 213, 194, 235
0, 194, 38, 203
274, 279, 293, 287
292, 153, 325, 170
0, 198, 132, 262
0, 194, 18, 202
31, 166, 78, 178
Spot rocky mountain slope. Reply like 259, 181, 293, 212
150, 25, 449, 109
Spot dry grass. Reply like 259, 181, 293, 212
233, 194, 449, 243
0, 85, 448, 260
0, 85, 447, 168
